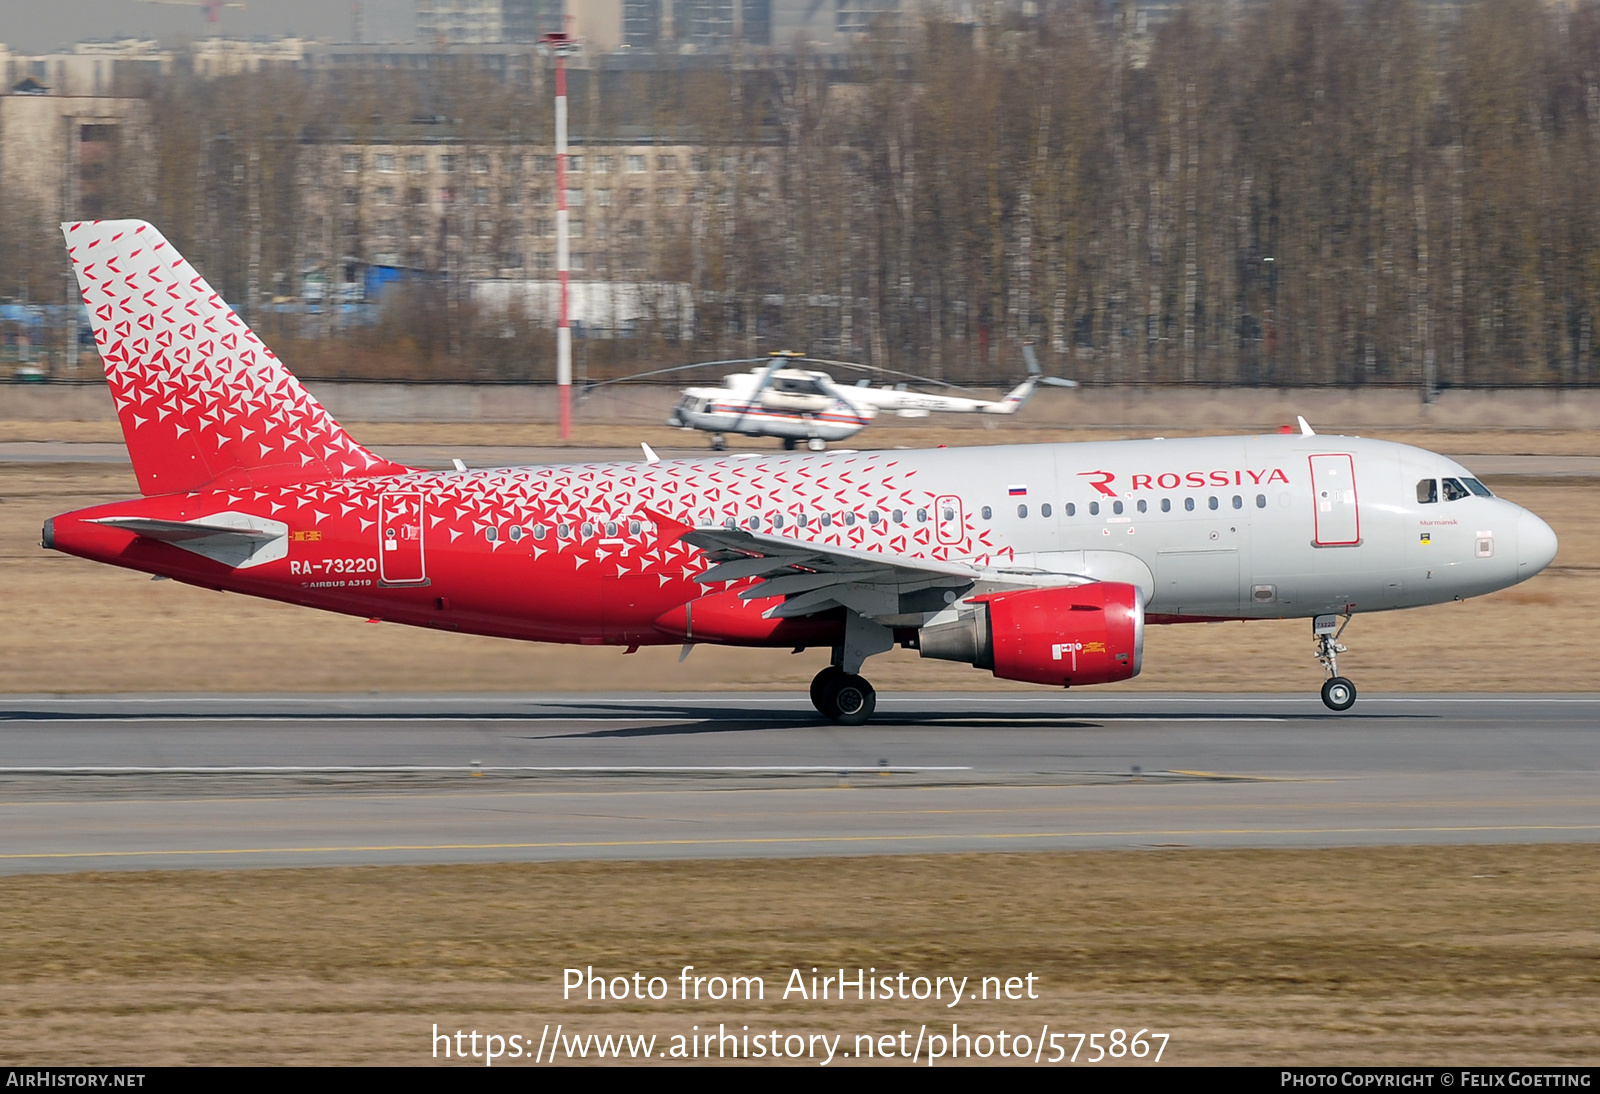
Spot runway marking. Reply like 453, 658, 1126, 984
6, 786, 1599, 812
0, 764, 973, 776
0, 717, 702, 725
5, 824, 1600, 862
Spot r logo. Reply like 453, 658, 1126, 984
1078, 470, 1118, 497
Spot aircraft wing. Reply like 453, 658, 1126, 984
681, 525, 981, 620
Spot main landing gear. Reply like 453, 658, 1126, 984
809, 665, 877, 725
1314, 614, 1357, 712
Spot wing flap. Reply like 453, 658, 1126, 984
676, 525, 980, 623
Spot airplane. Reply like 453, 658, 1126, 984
43, 221, 1559, 722
660, 349, 1073, 450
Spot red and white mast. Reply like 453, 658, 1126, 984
541, 32, 578, 440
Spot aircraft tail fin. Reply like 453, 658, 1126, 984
990, 377, 1039, 414
62, 220, 406, 496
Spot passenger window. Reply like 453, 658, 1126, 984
606, 521, 618, 536
772, 514, 784, 529
746, 516, 760, 530
821, 513, 833, 527
1442, 477, 1470, 502
533, 524, 547, 539
1463, 477, 1493, 498
1232, 495, 1243, 510
558, 523, 571, 538
1041, 503, 1052, 518
629, 520, 641, 535
1089, 501, 1100, 516
485, 527, 498, 542
797, 514, 809, 528
1255, 494, 1266, 509
868, 510, 880, 525
943, 507, 955, 521
1161, 498, 1171, 513
1065, 503, 1076, 517
1017, 504, 1028, 518
1185, 498, 1195, 512
583, 522, 595, 536
844, 512, 856, 526
981, 506, 992, 520
1112, 500, 1124, 515
892, 509, 904, 523
1416, 479, 1438, 504
509, 526, 522, 541
723, 517, 736, 529
917, 508, 928, 523
1137, 499, 1147, 513
1208, 496, 1219, 511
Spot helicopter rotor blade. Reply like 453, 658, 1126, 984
576, 358, 771, 404
794, 357, 983, 393
1021, 343, 1079, 388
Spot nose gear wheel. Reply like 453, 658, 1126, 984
1314, 615, 1357, 711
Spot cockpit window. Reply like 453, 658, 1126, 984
1416, 479, 1437, 504
1463, 477, 1493, 498
1442, 477, 1471, 502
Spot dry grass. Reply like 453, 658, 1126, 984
2, 464, 1594, 693
0, 847, 1596, 1064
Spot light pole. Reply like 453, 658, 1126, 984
540, 31, 579, 440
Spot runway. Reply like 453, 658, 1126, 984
0, 693, 1596, 873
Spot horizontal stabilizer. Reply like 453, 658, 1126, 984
90, 516, 281, 543
89, 512, 288, 570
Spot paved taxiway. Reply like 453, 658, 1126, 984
0, 693, 1596, 873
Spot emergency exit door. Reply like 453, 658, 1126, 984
379, 492, 428, 585
1309, 454, 1361, 546
935, 494, 965, 546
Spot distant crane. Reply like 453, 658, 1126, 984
135, 0, 248, 26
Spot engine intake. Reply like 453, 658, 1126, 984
917, 582, 1144, 687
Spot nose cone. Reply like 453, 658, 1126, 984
1517, 508, 1558, 578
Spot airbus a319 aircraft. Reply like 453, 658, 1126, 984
43, 222, 1559, 721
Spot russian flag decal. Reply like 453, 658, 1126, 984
1008, 485, 1027, 496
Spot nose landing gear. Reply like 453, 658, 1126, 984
1314, 614, 1357, 711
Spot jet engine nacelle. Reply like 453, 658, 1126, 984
917, 582, 1144, 687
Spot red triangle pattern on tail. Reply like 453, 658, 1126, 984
63, 220, 407, 496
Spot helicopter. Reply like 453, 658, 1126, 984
586, 347, 1076, 451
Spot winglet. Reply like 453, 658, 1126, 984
641, 442, 660, 465
1297, 415, 1316, 436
